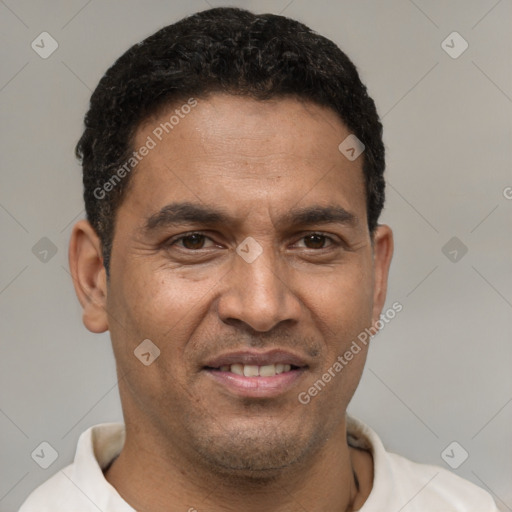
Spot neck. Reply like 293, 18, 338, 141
104, 418, 372, 512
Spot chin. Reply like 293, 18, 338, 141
190, 421, 324, 480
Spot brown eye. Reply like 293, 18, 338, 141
180, 234, 206, 249
303, 234, 328, 249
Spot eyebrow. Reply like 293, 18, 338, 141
144, 202, 229, 232
281, 205, 357, 228
143, 201, 358, 233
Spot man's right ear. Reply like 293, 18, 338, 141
68, 220, 109, 333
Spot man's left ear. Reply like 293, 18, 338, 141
370, 225, 394, 324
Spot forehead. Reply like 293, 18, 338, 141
122, 94, 367, 228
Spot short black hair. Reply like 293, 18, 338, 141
76, 7, 385, 277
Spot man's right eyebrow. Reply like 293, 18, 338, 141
143, 202, 230, 233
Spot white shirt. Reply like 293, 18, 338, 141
19, 417, 498, 511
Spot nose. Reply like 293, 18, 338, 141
217, 246, 302, 333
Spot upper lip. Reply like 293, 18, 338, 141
204, 349, 308, 369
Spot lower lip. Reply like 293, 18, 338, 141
204, 368, 306, 398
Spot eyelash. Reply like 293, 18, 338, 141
165, 231, 340, 250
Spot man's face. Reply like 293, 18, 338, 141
104, 94, 391, 474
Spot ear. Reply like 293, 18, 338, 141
68, 219, 109, 333
370, 224, 394, 324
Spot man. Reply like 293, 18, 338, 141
19, 7, 498, 511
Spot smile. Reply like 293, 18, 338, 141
202, 350, 308, 397
210, 363, 295, 376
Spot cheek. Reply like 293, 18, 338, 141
107, 268, 210, 412
113, 263, 219, 358
300, 259, 375, 339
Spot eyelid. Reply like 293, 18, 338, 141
291, 231, 340, 247
165, 231, 218, 248
163, 230, 345, 250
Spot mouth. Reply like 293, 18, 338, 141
202, 350, 308, 398
206, 362, 300, 376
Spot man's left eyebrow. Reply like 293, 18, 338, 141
280, 205, 358, 228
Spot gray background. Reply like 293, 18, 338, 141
0, 0, 511, 510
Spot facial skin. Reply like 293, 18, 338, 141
69, 94, 393, 511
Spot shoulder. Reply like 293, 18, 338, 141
346, 416, 499, 512
18, 465, 95, 511
18, 423, 129, 512
383, 451, 498, 511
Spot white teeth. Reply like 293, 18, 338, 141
243, 365, 259, 377
230, 363, 244, 376
217, 363, 295, 376
259, 364, 276, 377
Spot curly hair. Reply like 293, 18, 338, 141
76, 7, 385, 276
